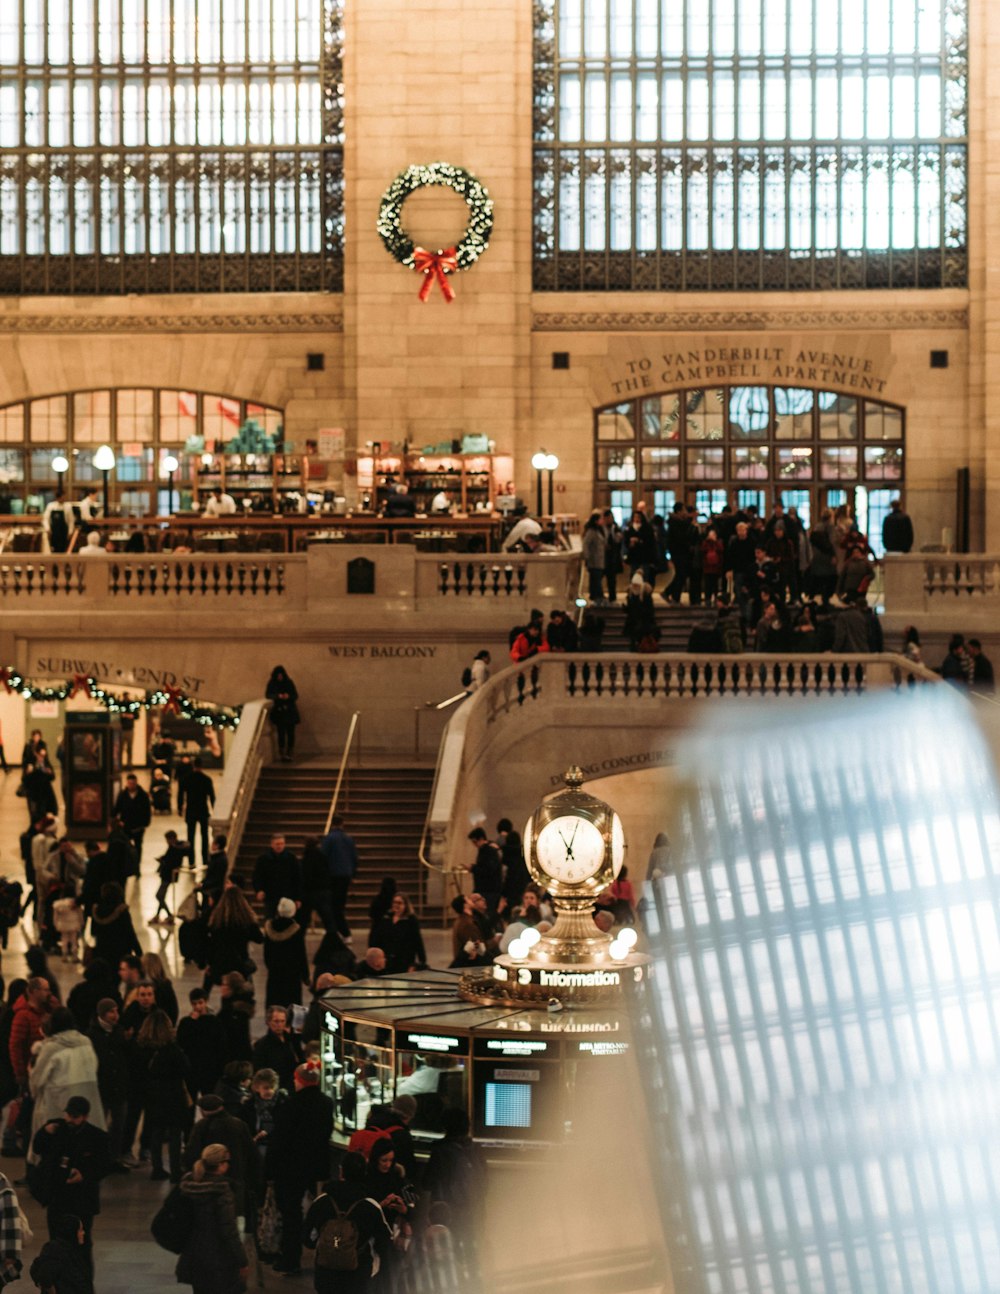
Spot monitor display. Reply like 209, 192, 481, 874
483, 1082, 532, 1129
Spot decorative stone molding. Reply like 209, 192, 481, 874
533, 308, 969, 332
0, 312, 343, 334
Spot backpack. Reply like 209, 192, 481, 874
347, 1124, 402, 1161
151, 1184, 195, 1253
460, 666, 473, 689
316, 1198, 363, 1271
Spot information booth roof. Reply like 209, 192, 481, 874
320, 972, 632, 1039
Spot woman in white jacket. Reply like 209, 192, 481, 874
28, 1009, 105, 1158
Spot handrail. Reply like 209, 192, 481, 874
209, 697, 272, 867
416, 650, 944, 894
324, 711, 361, 836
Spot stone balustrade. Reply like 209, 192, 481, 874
881, 554, 1000, 637
0, 548, 580, 612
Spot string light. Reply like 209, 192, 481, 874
0, 666, 241, 729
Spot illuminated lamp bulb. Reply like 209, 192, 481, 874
507, 938, 528, 961
618, 927, 638, 949
608, 939, 628, 961
521, 926, 541, 948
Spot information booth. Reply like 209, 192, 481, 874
319, 970, 633, 1157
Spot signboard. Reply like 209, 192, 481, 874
474, 1037, 550, 1059
399, 1032, 465, 1054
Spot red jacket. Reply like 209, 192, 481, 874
510, 633, 549, 663
9, 994, 49, 1085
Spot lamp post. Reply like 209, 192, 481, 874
531, 451, 547, 515
51, 454, 69, 494
92, 444, 116, 515
162, 453, 179, 516
543, 452, 559, 515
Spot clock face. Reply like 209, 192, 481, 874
535, 815, 606, 885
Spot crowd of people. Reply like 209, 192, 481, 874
0, 752, 498, 1293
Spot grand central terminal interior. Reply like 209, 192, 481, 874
0, 2, 998, 1292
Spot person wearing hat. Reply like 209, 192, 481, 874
182, 1094, 258, 1233
32, 1095, 110, 1272
176, 1143, 247, 1294
250, 1005, 303, 1093
262, 897, 309, 1011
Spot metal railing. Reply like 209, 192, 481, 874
324, 711, 362, 836
209, 697, 273, 868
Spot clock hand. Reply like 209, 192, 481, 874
557, 828, 576, 861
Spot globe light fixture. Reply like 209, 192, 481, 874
162, 453, 179, 515
92, 444, 116, 514
51, 453, 69, 492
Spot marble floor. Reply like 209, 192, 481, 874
0, 763, 451, 1292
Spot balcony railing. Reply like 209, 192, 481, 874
883, 553, 1000, 616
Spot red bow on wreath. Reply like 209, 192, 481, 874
69, 674, 92, 699
413, 246, 458, 303
162, 685, 183, 715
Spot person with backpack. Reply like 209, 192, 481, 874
304, 1150, 393, 1293
30, 1212, 92, 1294
174, 1143, 248, 1294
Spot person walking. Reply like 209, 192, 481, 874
111, 774, 152, 873
250, 1006, 303, 1093
370, 894, 426, 975
87, 999, 130, 1171
266, 665, 301, 762
299, 836, 334, 936
0, 1167, 24, 1285
582, 511, 606, 604
253, 833, 301, 922
31, 1095, 110, 1271
270, 1065, 334, 1275
183, 1094, 258, 1233
881, 498, 914, 554
319, 815, 358, 940
29, 1212, 93, 1294
137, 1009, 191, 1182
23, 743, 58, 825
176, 989, 224, 1100
176, 1143, 248, 1294
29, 1008, 106, 1152
178, 757, 216, 870
303, 1152, 393, 1294
89, 883, 142, 968
151, 831, 191, 925
262, 899, 309, 1009
205, 886, 264, 987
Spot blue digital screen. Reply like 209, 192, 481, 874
484, 1082, 532, 1128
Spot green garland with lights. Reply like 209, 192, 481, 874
0, 666, 241, 729
376, 163, 494, 299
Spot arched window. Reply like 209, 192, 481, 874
0, 388, 285, 514
534, 0, 968, 291
595, 386, 903, 553
0, 0, 343, 294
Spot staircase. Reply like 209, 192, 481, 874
235, 763, 435, 927
587, 600, 709, 651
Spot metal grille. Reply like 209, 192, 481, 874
533, 0, 968, 291
636, 691, 1000, 1293
0, 0, 344, 294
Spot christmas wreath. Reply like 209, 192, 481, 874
376, 162, 494, 302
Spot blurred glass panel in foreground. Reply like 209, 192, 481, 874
637, 690, 1000, 1294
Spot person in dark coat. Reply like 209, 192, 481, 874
183, 1094, 259, 1226
177, 756, 216, 870
23, 743, 57, 824
66, 960, 118, 1033
370, 894, 426, 975
199, 835, 229, 910
312, 929, 358, 983
217, 974, 256, 1064
87, 998, 130, 1170
105, 821, 138, 883
213, 1061, 253, 1117
497, 818, 530, 916
270, 1065, 334, 1274
303, 1152, 393, 1294
299, 836, 334, 936
205, 886, 264, 987
881, 498, 914, 553
424, 1107, 488, 1244
250, 1006, 303, 1093
465, 829, 502, 912
111, 775, 152, 872
32, 1095, 111, 1266
29, 1212, 93, 1294
137, 1010, 191, 1182
368, 878, 396, 938
89, 884, 141, 968
266, 665, 301, 761
262, 899, 309, 1009
176, 1143, 247, 1294
252, 834, 301, 921
176, 989, 224, 1098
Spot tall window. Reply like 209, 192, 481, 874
0, 0, 343, 294
534, 0, 968, 291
